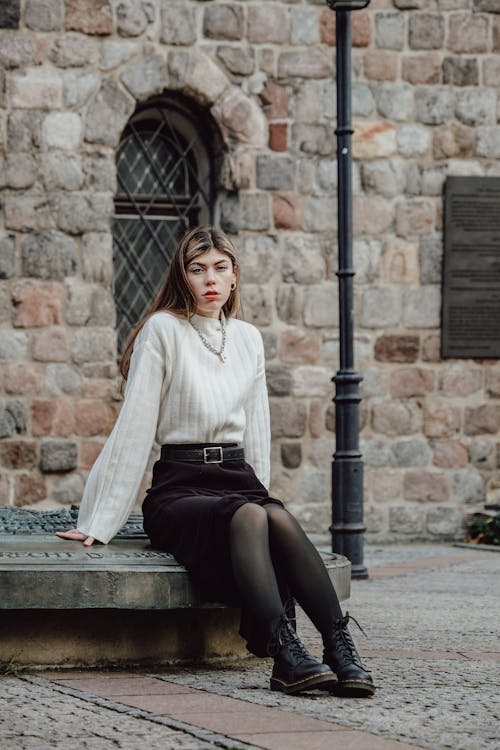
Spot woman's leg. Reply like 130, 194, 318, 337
229, 503, 334, 694
264, 504, 375, 697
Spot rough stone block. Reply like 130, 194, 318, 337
292, 123, 334, 157
402, 53, 440, 85
282, 235, 325, 284
468, 437, 496, 470
396, 200, 435, 237
423, 398, 461, 439
211, 86, 266, 147
352, 83, 375, 117
397, 125, 430, 158
292, 366, 331, 398
4, 153, 37, 189
75, 399, 114, 437
248, 5, 289, 44
40, 441, 78, 473
360, 287, 400, 328
239, 193, 270, 232
266, 365, 291, 398
25, 0, 64, 31
280, 442, 302, 470
33, 327, 70, 363
354, 196, 393, 236
66, 0, 113, 35
304, 197, 337, 233
240, 284, 272, 327
12, 282, 62, 328
21, 233, 77, 281
4, 195, 54, 233
440, 364, 482, 398
56, 193, 113, 235
448, 12, 489, 53
240, 235, 278, 284
426, 506, 462, 538
370, 468, 402, 503
279, 327, 321, 365
302, 284, 337, 329
293, 80, 335, 124
452, 468, 485, 505
376, 83, 414, 122
32, 399, 73, 438
464, 404, 500, 436
4, 363, 42, 397
0, 441, 37, 470
372, 399, 422, 436
276, 284, 302, 326
42, 153, 84, 192
390, 437, 432, 467
50, 33, 97, 68
116, 0, 155, 37
270, 400, 307, 439
278, 50, 332, 79
203, 4, 243, 41
160, 3, 196, 45
256, 156, 294, 191
62, 74, 98, 111
8, 68, 63, 110
389, 506, 424, 534
120, 56, 167, 100
455, 90, 496, 127
0, 399, 26, 438
0, 0, 20, 29
419, 236, 442, 285
259, 81, 288, 120
476, 128, 500, 159
404, 470, 449, 502
0, 331, 28, 362
0, 236, 16, 279
290, 7, 319, 46
375, 12, 405, 51
217, 46, 254, 76
44, 364, 82, 397
99, 40, 138, 71
85, 79, 135, 147
71, 328, 116, 364
42, 113, 82, 151
273, 194, 303, 231
442, 56, 479, 87
402, 286, 440, 328
485, 364, 500, 397
362, 436, 390, 468
0, 32, 36, 69
433, 439, 468, 469
382, 238, 419, 284
352, 122, 397, 160
363, 51, 398, 81
52, 472, 85, 503
390, 367, 436, 398
362, 158, 406, 198
415, 87, 453, 125
483, 57, 500, 88
409, 13, 445, 49
433, 123, 474, 160
14, 473, 47, 506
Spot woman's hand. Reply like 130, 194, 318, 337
55, 529, 96, 547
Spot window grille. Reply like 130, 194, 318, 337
112, 96, 215, 350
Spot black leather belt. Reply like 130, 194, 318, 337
160, 445, 245, 464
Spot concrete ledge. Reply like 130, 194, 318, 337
0, 532, 351, 668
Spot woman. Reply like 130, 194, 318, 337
57, 226, 374, 698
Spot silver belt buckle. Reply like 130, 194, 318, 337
203, 446, 223, 463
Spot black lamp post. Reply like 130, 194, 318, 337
326, 0, 371, 579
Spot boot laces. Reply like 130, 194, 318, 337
330, 612, 366, 668
268, 616, 310, 663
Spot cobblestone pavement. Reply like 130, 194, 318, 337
1, 544, 499, 750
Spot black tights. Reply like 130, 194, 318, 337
229, 503, 343, 640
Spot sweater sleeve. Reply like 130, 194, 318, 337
76, 328, 166, 544
242, 331, 271, 489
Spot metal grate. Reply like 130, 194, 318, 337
112, 98, 214, 350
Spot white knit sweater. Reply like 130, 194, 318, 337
76, 312, 271, 544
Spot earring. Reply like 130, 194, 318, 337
231, 282, 237, 290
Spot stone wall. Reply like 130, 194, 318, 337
1, 0, 499, 541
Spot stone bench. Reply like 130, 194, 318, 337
0, 507, 351, 669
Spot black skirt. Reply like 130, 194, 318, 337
141, 445, 288, 656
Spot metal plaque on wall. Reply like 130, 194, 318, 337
442, 176, 500, 358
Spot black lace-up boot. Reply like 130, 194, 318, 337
267, 614, 335, 695
322, 613, 375, 697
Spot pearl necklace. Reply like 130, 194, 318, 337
189, 312, 227, 363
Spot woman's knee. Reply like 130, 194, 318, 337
231, 502, 269, 534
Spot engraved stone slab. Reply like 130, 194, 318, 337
442, 176, 500, 358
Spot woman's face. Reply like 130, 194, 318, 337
186, 247, 236, 318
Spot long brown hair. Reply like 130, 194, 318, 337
120, 226, 241, 380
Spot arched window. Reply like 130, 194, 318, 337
112, 95, 217, 349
